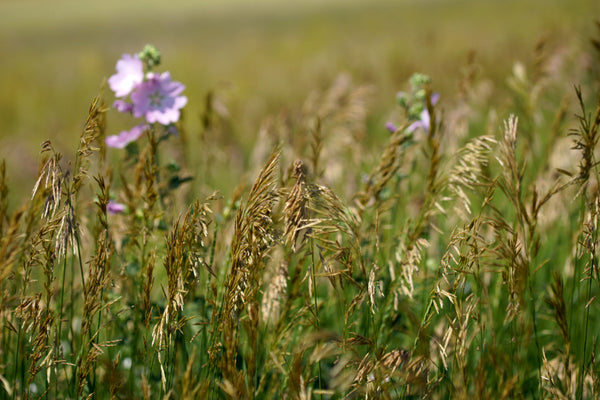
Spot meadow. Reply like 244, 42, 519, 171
1, 0, 600, 398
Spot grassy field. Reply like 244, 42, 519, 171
1, 0, 600, 398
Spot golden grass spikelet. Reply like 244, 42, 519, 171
352, 348, 410, 396
282, 158, 364, 326
367, 263, 383, 314
437, 218, 490, 308
25, 307, 53, 390
494, 115, 533, 318
152, 197, 214, 389
540, 344, 594, 400
53, 201, 77, 263
355, 127, 412, 212
542, 272, 574, 396
440, 294, 478, 392
80, 232, 111, 340
394, 236, 430, 301
225, 148, 280, 320
72, 94, 106, 195
218, 149, 280, 394
580, 197, 600, 278
497, 115, 521, 205
77, 232, 112, 397
300, 177, 363, 283
570, 87, 600, 195
32, 141, 63, 220
284, 160, 310, 252
447, 136, 495, 220
14, 294, 43, 337
541, 349, 572, 400
261, 260, 288, 325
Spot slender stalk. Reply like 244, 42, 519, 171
309, 237, 322, 397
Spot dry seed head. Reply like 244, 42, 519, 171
497, 115, 520, 196
283, 160, 310, 252
380, 349, 410, 375
394, 237, 430, 300
226, 149, 280, 319
447, 136, 495, 220
261, 261, 288, 325
32, 142, 63, 220
355, 127, 412, 212
367, 263, 383, 314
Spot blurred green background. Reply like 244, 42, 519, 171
0, 0, 598, 201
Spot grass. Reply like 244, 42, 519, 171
1, 0, 600, 398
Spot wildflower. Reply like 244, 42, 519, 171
105, 123, 149, 148
108, 54, 144, 98
408, 93, 440, 134
107, 200, 126, 214
385, 122, 398, 133
113, 100, 133, 114
131, 72, 188, 125
408, 108, 432, 133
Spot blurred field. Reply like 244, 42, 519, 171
0, 0, 597, 201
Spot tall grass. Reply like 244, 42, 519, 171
2, 13, 600, 400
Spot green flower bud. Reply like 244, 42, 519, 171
409, 73, 431, 89
414, 89, 426, 101
396, 91, 409, 107
408, 103, 424, 119
138, 44, 161, 70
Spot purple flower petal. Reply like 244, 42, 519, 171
106, 123, 149, 148
385, 122, 398, 133
113, 100, 133, 113
108, 54, 144, 98
407, 120, 424, 133
107, 200, 126, 215
431, 92, 440, 106
131, 72, 187, 125
408, 108, 432, 133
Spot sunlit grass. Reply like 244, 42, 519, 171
1, 1, 600, 398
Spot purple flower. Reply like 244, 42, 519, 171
107, 200, 126, 215
106, 123, 149, 148
408, 93, 440, 134
408, 108, 431, 133
385, 122, 398, 133
108, 54, 144, 98
113, 100, 133, 114
131, 72, 187, 125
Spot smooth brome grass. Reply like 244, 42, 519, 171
1, 32, 600, 399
